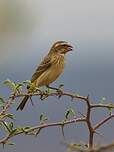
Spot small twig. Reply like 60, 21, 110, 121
91, 104, 114, 109
0, 117, 86, 144
94, 114, 114, 131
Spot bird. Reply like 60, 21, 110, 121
17, 41, 73, 110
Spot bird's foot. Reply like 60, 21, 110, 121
46, 85, 64, 98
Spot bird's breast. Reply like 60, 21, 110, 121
36, 54, 65, 87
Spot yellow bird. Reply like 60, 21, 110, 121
17, 41, 73, 110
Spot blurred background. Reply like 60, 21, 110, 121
0, 0, 114, 152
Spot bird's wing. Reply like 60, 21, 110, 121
31, 55, 52, 82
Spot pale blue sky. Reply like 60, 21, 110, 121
0, 1, 114, 152
0, 0, 114, 66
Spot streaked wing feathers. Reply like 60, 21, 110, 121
31, 55, 51, 82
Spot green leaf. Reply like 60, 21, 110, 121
65, 108, 76, 120
5, 114, 15, 120
8, 122, 13, 131
69, 143, 82, 148
15, 83, 24, 90
9, 129, 19, 136
99, 96, 106, 103
23, 126, 31, 130
23, 80, 31, 86
47, 88, 52, 93
2, 122, 12, 132
3, 122, 14, 132
108, 103, 114, 114
9, 127, 28, 136
40, 113, 48, 123
2, 121, 14, 133
0, 97, 5, 107
7, 141, 15, 146
0, 113, 15, 120
3, 79, 16, 92
23, 80, 36, 92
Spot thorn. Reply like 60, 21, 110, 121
30, 97, 34, 106
71, 96, 74, 101
58, 84, 64, 89
39, 91, 45, 100
35, 128, 42, 136
61, 125, 65, 140
40, 94, 44, 100
78, 111, 86, 118
87, 94, 90, 100
57, 89, 63, 95
2, 142, 4, 149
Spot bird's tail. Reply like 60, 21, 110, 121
17, 95, 29, 111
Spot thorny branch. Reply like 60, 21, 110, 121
0, 118, 86, 145
0, 87, 114, 151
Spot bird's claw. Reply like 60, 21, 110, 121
57, 89, 63, 98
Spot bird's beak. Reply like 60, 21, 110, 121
67, 45, 73, 52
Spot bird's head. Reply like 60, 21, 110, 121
49, 41, 73, 55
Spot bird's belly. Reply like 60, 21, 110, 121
36, 65, 64, 87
